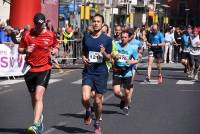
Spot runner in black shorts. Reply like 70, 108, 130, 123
145, 24, 165, 84
24, 70, 51, 93
18, 13, 59, 134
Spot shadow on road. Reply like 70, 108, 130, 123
0, 128, 27, 134
103, 103, 119, 108
60, 113, 84, 119
102, 110, 123, 115
54, 125, 93, 133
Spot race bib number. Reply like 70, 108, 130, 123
190, 47, 200, 55
118, 54, 129, 63
183, 48, 190, 52
89, 51, 103, 63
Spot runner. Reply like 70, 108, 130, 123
164, 26, 175, 64
188, 27, 200, 80
174, 26, 182, 63
112, 30, 138, 115
181, 25, 193, 74
81, 14, 112, 134
145, 24, 165, 84
18, 13, 59, 134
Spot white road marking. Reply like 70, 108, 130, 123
49, 79, 62, 84
140, 80, 158, 84
0, 80, 24, 85
72, 79, 112, 85
179, 90, 200, 92
0, 79, 62, 85
72, 79, 82, 84
0, 79, 62, 95
176, 80, 195, 85
43, 93, 114, 134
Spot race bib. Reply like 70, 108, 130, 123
189, 47, 200, 55
89, 51, 103, 63
183, 48, 190, 52
118, 54, 129, 63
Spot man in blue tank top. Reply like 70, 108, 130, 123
145, 24, 165, 84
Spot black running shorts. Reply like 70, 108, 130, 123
24, 70, 51, 93
112, 76, 133, 89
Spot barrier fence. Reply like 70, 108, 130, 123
56, 39, 82, 65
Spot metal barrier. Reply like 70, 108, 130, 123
55, 39, 82, 65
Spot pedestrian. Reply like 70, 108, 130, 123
145, 24, 165, 84
18, 13, 59, 134
174, 26, 182, 63
112, 30, 138, 115
181, 25, 193, 74
164, 26, 175, 64
188, 27, 200, 80
81, 14, 112, 134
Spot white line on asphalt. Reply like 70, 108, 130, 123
0, 89, 14, 95
140, 80, 158, 84
179, 90, 200, 92
43, 93, 114, 134
176, 80, 195, 85
0, 79, 62, 95
72, 79, 82, 84
72, 79, 112, 85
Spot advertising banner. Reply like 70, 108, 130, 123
0, 44, 26, 77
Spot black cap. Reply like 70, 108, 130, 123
33, 13, 46, 24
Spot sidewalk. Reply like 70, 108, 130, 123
54, 61, 184, 71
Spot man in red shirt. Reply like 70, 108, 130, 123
18, 13, 59, 134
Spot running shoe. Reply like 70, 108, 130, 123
84, 109, 92, 125
158, 75, 163, 84
27, 122, 43, 134
123, 106, 129, 116
144, 76, 150, 83
119, 100, 125, 109
94, 121, 102, 134
184, 66, 187, 73
194, 74, 198, 81
99, 115, 103, 121
94, 127, 102, 134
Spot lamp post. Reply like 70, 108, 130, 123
185, 8, 190, 26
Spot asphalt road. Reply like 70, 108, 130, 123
0, 69, 200, 134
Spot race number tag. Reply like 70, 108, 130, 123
118, 54, 129, 63
89, 51, 103, 63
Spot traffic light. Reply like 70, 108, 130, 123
80, 6, 90, 20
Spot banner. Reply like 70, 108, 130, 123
0, 44, 26, 77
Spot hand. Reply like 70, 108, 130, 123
51, 48, 58, 55
27, 44, 35, 53
126, 59, 132, 65
82, 56, 90, 65
100, 44, 106, 54
146, 42, 151, 46
196, 41, 200, 46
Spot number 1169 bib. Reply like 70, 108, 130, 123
89, 51, 103, 63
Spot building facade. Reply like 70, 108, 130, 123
165, 0, 200, 26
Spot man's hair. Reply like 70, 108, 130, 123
92, 14, 104, 23
121, 29, 132, 37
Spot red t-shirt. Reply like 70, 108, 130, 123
19, 29, 58, 72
